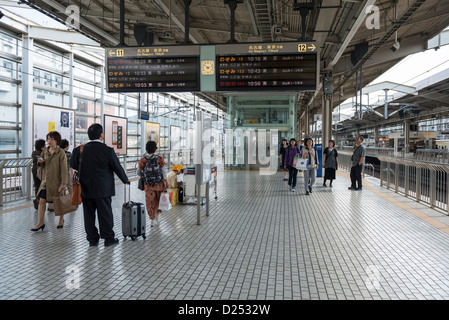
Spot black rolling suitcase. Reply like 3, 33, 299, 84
122, 184, 146, 241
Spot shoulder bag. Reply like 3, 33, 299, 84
71, 145, 84, 206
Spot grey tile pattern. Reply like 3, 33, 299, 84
1, 170, 449, 300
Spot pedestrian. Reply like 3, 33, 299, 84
168, 164, 184, 189
348, 136, 365, 191
138, 140, 169, 227
323, 139, 338, 187
283, 138, 301, 192
167, 164, 184, 203
279, 139, 288, 181
70, 123, 130, 247
298, 139, 304, 153
31, 139, 46, 210
59, 139, 72, 173
32, 131, 67, 231
301, 138, 318, 195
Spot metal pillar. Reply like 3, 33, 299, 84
384, 89, 389, 119
322, 94, 332, 148
21, 34, 33, 159
120, 0, 125, 45
140, 93, 146, 156
225, 0, 241, 43
404, 119, 410, 153
100, 67, 105, 127
184, 0, 192, 44
68, 52, 74, 110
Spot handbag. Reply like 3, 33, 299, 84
138, 177, 145, 191
53, 190, 78, 216
158, 191, 172, 211
295, 158, 309, 170
71, 145, 84, 206
137, 163, 145, 191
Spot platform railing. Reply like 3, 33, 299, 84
1, 150, 197, 207
0, 158, 33, 207
339, 150, 449, 214
342, 146, 449, 164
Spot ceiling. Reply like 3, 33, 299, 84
21, 0, 449, 121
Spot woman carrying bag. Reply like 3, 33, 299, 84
32, 131, 68, 231
283, 138, 301, 192
323, 139, 338, 187
138, 141, 169, 227
301, 138, 318, 195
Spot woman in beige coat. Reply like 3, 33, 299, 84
32, 131, 68, 231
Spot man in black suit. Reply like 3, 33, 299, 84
71, 123, 130, 247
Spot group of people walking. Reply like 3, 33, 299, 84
30, 123, 169, 247
280, 136, 365, 193
280, 137, 335, 194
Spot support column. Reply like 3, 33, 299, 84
374, 126, 379, 147
21, 35, 33, 158
384, 89, 389, 119
68, 52, 74, 110
140, 93, 146, 156
100, 67, 105, 127
305, 105, 310, 138
404, 118, 410, 153
322, 94, 332, 148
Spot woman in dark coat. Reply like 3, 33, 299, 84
31, 139, 46, 209
323, 139, 338, 187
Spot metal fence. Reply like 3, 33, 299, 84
0, 158, 33, 206
342, 146, 449, 164
338, 150, 449, 215
1, 149, 196, 207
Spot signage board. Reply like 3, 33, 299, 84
105, 45, 200, 92
215, 42, 318, 91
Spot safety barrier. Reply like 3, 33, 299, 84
338, 150, 449, 214
0, 158, 33, 206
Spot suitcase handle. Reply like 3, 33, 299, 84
124, 182, 131, 203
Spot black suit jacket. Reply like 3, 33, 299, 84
70, 141, 128, 199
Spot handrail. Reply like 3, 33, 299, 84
1, 150, 197, 207
338, 151, 449, 214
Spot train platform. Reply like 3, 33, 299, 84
1, 169, 449, 302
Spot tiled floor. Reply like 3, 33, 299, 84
2, 169, 449, 300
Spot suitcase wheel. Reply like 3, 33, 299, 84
131, 236, 136, 241
142, 234, 146, 239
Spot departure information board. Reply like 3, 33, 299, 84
215, 42, 318, 91
105, 45, 200, 92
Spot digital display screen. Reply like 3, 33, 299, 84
215, 42, 317, 91
105, 46, 200, 93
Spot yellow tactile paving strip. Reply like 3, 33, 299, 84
338, 170, 449, 235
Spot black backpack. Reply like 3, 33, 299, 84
143, 155, 163, 186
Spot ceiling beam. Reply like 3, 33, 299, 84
153, 0, 200, 44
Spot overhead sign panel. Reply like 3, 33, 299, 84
105, 45, 200, 93
215, 42, 318, 92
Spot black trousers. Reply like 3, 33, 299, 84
350, 164, 363, 188
288, 166, 298, 188
82, 197, 115, 243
